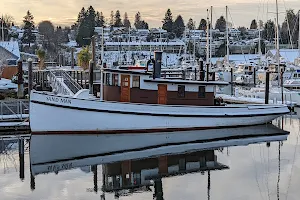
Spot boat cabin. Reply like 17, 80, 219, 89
101, 68, 228, 106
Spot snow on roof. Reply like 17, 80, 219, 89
0, 41, 20, 58
267, 49, 300, 62
105, 41, 185, 46
211, 54, 260, 65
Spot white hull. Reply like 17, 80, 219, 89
30, 91, 289, 133
30, 124, 289, 166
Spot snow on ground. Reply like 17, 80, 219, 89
0, 78, 17, 90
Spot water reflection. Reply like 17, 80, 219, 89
1, 121, 299, 199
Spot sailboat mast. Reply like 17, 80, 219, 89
298, 11, 300, 58
100, 27, 104, 101
226, 6, 229, 63
1, 15, 4, 41
209, 6, 213, 70
275, 0, 280, 78
206, 9, 210, 65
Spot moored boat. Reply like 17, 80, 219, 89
29, 51, 289, 135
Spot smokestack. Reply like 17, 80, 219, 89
153, 51, 163, 79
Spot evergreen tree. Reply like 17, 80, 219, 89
162, 9, 173, 32
250, 19, 258, 29
134, 12, 148, 29
95, 11, 105, 27
87, 6, 96, 35
38, 20, 55, 48
186, 18, 195, 30
0, 16, 9, 41
134, 12, 141, 29
21, 10, 36, 47
114, 10, 123, 27
109, 11, 114, 27
77, 7, 87, 24
262, 20, 275, 41
198, 19, 207, 30
123, 12, 131, 29
173, 15, 185, 38
76, 6, 96, 46
215, 16, 226, 32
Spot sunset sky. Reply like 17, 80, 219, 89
0, 0, 299, 28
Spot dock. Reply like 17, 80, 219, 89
0, 100, 30, 135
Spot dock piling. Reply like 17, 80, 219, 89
265, 72, 270, 104
28, 58, 33, 96
17, 61, 24, 98
19, 138, 24, 180
89, 60, 94, 95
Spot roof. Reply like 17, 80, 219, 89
144, 78, 229, 85
0, 41, 20, 58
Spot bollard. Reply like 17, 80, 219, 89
17, 61, 24, 98
28, 58, 33, 96
89, 60, 94, 95
265, 72, 270, 104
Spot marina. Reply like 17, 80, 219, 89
1, 0, 300, 199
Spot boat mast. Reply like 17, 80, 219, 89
298, 11, 300, 58
209, 6, 213, 70
100, 27, 104, 101
226, 6, 229, 65
1, 15, 4, 41
275, 0, 280, 83
206, 9, 210, 69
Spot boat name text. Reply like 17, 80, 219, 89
46, 96, 72, 104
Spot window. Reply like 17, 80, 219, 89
132, 76, 140, 88
198, 86, 206, 98
178, 85, 185, 98
112, 74, 119, 86
105, 74, 111, 85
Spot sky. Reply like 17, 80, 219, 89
0, 0, 299, 28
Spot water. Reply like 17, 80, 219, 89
1, 116, 300, 200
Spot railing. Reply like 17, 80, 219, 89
0, 100, 29, 121
48, 71, 73, 96
61, 71, 83, 94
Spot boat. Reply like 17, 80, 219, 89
29, 51, 289, 136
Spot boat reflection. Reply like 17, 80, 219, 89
29, 124, 289, 198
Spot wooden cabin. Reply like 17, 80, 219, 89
100, 68, 228, 106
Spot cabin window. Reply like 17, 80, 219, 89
105, 74, 111, 85
198, 86, 206, 98
132, 76, 140, 88
112, 74, 119, 86
178, 85, 185, 98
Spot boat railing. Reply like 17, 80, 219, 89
60, 70, 83, 94
48, 70, 73, 96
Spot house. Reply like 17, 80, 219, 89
229, 28, 241, 37
0, 41, 20, 66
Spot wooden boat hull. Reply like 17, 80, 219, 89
30, 91, 289, 134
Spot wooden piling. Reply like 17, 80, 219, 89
28, 58, 33, 95
265, 71, 270, 104
17, 61, 24, 98
231, 68, 234, 96
19, 138, 24, 180
89, 60, 94, 95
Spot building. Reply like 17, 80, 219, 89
229, 28, 241, 37
0, 41, 20, 66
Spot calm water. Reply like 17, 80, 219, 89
1, 116, 300, 200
